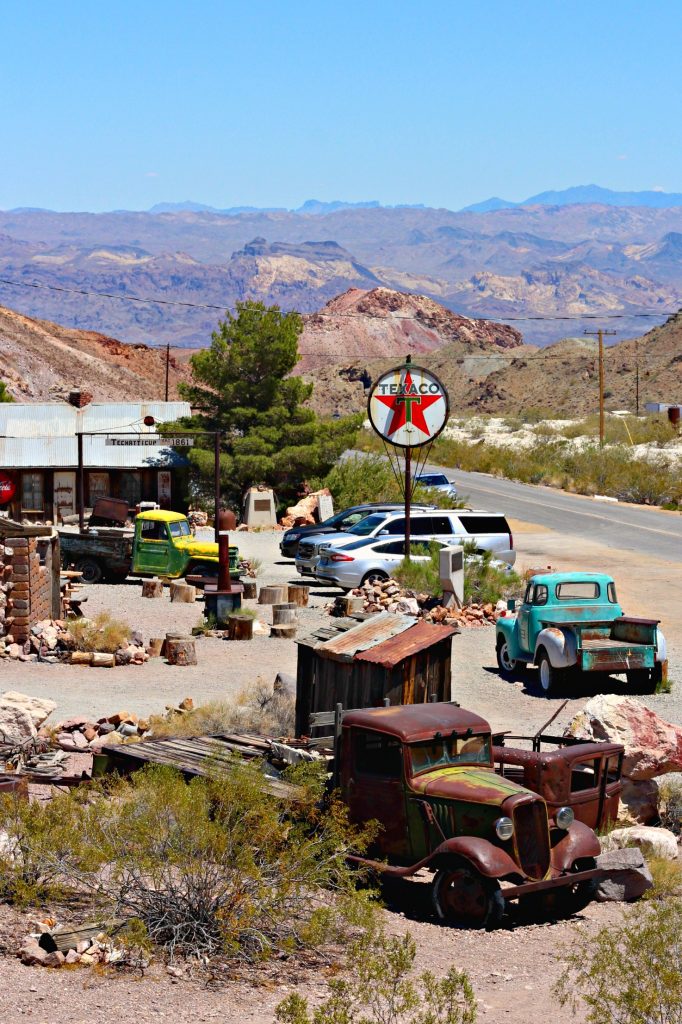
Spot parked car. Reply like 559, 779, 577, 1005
279, 502, 434, 558
296, 508, 515, 577
495, 571, 668, 694
415, 472, 457, 500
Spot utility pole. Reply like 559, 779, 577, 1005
164, 342, 170, 402
584, 329, 617, 445
635, 338, 640, 416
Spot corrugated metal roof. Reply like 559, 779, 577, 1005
0, 435, 188, 469
0, 405, 77, 437
80, 402, 190, 432
355, 620, 458, 669
315, 613, 415, 663
0, 402, 190, 437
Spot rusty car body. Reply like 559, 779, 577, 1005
339, 702, 611, 928
495, 571, 667, 694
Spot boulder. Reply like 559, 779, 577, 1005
565, 695, 682, 780
595, 847, 654, 902
0, 691, 56, 729
280, 488, 332, 528
19, 941, 49, 967
619, 778, 660, 825
396, 598, 420, 616
601, 825, 679, 861
0, 704, 36, 743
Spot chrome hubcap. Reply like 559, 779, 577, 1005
539, 660, 551, 690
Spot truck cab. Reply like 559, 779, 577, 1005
132, 510, 238, 579
495, 571, 667, 694
340, 703, 605, 928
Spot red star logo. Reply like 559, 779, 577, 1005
375, 370, 443, 438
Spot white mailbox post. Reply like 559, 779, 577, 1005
440, 545, 464, 607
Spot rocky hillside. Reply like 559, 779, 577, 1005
0, 305, 188, 402
297, 287, 523, 370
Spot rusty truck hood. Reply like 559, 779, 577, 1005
410, 766, 530, 806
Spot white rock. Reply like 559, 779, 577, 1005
601, 825, 679, 861
0, 704, 36, 742
396, 598, 420, 616
0, 691, 56, 729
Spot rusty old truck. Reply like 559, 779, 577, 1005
338, 702, 622, 928
495, 571, 667, 694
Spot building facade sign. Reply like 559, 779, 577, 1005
104, 435, 195, 447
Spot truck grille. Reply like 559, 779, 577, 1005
513, 801, 550, 880
297, 542, 315, 560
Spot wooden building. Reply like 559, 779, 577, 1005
295, 613, 458, 737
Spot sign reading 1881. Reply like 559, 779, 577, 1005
105, 435, 195, 447
367, 364, 449, 448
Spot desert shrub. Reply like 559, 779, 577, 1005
322, 454, 465, 510
67, 611, 131, 653
463, 545, 521, 606
644, 856, 682, 900
554, 900, 682, 1024
149, 680, 295, 739
276, 924, 476, 1024
393, 541, 442, 596
657, 778, 682, 835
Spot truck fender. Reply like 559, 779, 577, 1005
496, 616, 522, 661
655, 627, 667, 664
430, 836, 520, 880
550, 819, 601, 872
535, 627, 577, 669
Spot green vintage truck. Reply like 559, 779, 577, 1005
495, 571, 667, 694
59, 510, 239, 583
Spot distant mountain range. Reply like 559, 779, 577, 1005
462, 185, 682, 212
148, 199, 426, 216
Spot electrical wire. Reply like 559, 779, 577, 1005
0, 275, 678, 324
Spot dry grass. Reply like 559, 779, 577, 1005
66, 611, 131, 653
149, 679, 296, 739
644, 856, 682, 900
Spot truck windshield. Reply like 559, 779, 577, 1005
168, 520, 191, 538
409, 734, 492, 774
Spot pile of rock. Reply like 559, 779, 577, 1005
0, 619, 148, 667
337, 578, 503, 628
19, 926, 131, 970
187, 509, 209, 530
48, 709, 151, 753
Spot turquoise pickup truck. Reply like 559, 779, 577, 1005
495, 572, 667, 695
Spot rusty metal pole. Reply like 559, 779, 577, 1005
214, 431, 221, 543
77, 431, 85, 531
405, 444, 411, 561
218, 508, 232, 592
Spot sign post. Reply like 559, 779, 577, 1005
367, 356, 449, 559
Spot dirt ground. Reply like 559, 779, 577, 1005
0, 519, 679, 1023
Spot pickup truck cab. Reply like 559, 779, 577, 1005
341, 703, 608, 928
495, 571, 667, 694
60, 510, 239, 583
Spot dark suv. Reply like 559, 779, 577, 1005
280, 502, 434, 558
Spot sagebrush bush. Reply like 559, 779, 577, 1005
276, 924, 477, 1024
644, 856, 682, 900
149, 680, 295, 738
555, 900, 682, 1024
67, 611, 131, 652
657, 778, 682, 835
393, 542, 520, 605
321, 454, 466, 511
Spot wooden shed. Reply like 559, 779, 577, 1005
295, 613, 458, 737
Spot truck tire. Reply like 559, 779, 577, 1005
525, 858, 598, 921
536, 648, 564, 696
186, 562, 218, 579
74, 557, 103, 584
431, 860, 504, 930
627, 669, 656, 694
496, 636, 521, 677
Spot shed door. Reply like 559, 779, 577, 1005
53, 471, 76, 522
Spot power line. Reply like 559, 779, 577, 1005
0, 275, 678, 324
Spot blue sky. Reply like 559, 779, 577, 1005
2, 0, 681, 212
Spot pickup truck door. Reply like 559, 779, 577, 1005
133, 520, 172, 575
518, 584, 533, 653
344, 728, 410, 860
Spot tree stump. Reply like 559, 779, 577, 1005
288, 583, 310, 607
272, 603, 298, 626
170, 581, 196, 604
227, 614, 254, 641
270, 624, 297, 639
258, 585, 287, 606
141, 578, 164, 599
161, 631, 187, 658
147, 637, 164, 657
243, 580, 258, 600
166, 636, 197, 666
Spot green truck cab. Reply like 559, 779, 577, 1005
495, 571, 667, 694
340, 703, 608, 928
60, 510, 239, 583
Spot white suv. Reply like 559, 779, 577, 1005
295, 508, 515, 576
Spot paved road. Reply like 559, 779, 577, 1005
421, 460, 682, 563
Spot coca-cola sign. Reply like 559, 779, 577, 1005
0, 472, 16, 504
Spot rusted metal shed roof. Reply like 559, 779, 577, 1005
354, 620, 458, 669
343, 703, 490, 742
313, 612, 415, 663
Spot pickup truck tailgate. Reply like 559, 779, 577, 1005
580, 637, 655, 672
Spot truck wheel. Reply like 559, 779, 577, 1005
544, 859, 599, 920
627, 669, 656, 694
74, 558, 103, 584
432, 861, 504, 930
537, 648, 562, 696
496, 636, 518, 677
187, 562, 218, 579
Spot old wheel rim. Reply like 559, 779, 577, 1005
437, 868, 489, 926
539, 659, 552, 691
499, 642, 516, 672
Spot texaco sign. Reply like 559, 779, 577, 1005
368, 364, 449, 448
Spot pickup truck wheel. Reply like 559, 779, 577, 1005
537, 649, 562, 695
187, 562, 218, 579
74, 557, 103, 584
496, 636, 518, 677
627, 669, 656, 694
432, 862, 504, 930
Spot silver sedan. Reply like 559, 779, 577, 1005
315, 537, 438, 589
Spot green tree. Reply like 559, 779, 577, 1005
177, 301, 360, 508
0, 380, 14, 403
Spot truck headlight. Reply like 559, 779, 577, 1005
494, 816, 514, 841
556, 806, 574, 830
